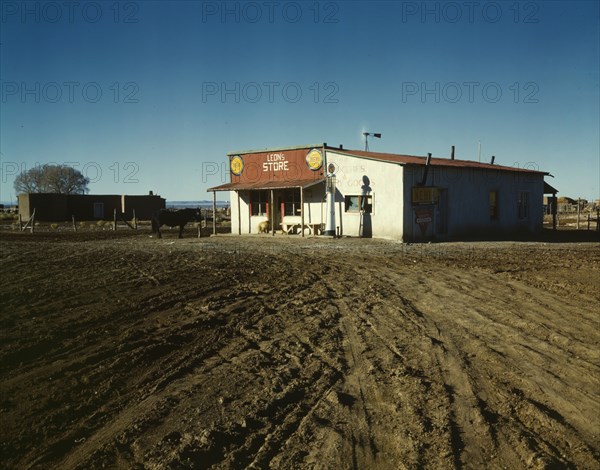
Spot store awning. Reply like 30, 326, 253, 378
208, 178, 325, 192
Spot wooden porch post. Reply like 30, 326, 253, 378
270, 189, 275, 236
552, 194, 557, 231
212, 191, 217, 235
237, 191, 241, 235
300, 185, 305, 237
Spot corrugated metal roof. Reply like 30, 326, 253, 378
208, 178, 325, 192
326, 147, 548, 175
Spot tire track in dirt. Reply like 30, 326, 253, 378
367, 259, 599, 468
285, 268, 454, 469
2, 235, 598, 468
52, 251, 345, 468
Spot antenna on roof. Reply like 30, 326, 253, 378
478, 140, 481, 163
363, 132, 382, 151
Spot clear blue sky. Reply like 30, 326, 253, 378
1, 0, 599, 203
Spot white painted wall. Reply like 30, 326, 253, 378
324, 150, 404, 239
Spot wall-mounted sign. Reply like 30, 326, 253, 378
412, 186, 439, 205
230, 155, 244, 176
263, 153, 288, 172
415, 208, 433, 236
306, 149, 323, 171
229, 148, 326, 184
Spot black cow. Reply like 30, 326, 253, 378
152, 208, 201, 239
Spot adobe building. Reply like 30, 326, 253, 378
18, 192, 166, 222
208, 144, 556, 241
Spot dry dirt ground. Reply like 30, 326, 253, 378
1, 229, 599, 469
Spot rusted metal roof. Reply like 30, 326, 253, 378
327, 147, 548, 174
208, 178, 325, 192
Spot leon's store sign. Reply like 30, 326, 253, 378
229, 147, 324, 183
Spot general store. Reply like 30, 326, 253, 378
208, 144, 554, 241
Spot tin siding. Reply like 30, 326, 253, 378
404, 165, 545, 239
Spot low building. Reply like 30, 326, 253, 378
208, 144, 556, 241
18, 192, 165, 221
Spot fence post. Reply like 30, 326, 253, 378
212, 191, 217, 236
72, 215, 77, 232
19, 213, 22, 231
133, 209, 137, 230
577, 198, 580, 229
31, 209, 35, 234
113, 209, 117, 231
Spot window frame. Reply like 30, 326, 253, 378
250, 190, 269, 217
281, 188, 301, 217
344, 194, 373, 214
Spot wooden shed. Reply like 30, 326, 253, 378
18, 193, 166, 222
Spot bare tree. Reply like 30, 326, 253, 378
14, 164, 90, 194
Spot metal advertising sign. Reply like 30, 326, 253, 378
415, 208, 433, 236
230, 155, 244, 176
412, 187, 439, 205
306, 149, 323, 171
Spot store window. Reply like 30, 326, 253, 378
250, 191, 268, 216
345, 195, 372, 213
281, 189, 301, 216
517, 191, 529, 219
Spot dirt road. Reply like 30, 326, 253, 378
1, 231, 598, 468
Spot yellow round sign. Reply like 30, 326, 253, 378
230, 155, 244, 176
306, 149, 323, 171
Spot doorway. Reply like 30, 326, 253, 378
435, 189, 448, 235
93, 202, 104, 219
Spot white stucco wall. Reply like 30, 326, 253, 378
324, 151, 404, 239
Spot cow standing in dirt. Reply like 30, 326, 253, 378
152, 208, 201, 239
